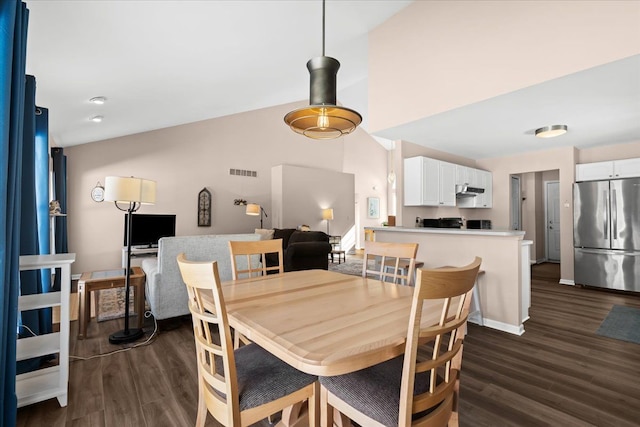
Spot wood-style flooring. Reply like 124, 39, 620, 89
17, 262, 640, 426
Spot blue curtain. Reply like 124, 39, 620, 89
51, 147, 67, 292
35, 107, 50, 288
0, 0, 29, 425
17, 75, 51, 374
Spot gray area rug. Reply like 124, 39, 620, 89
596, 305, 640, 345
328, 257, 364, 276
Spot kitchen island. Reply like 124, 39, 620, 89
366, 226, 529, 335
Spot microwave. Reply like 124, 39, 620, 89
466, 220, 492, 229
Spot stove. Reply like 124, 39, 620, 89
422, 217, 463, 228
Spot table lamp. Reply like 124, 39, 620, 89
246, 203, 267, 228
322, 208, 334, 235
104, 176, 156, 344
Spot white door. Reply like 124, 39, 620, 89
546, 181, 561, 262
510, 176, 521, 230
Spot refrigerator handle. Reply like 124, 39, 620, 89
604, 189, 609, 241
612, 188, 618, 240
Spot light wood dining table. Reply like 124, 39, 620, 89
208, 269, 443, 375
199, 269, 457, 426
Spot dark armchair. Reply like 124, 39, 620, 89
269, 228, 332, 272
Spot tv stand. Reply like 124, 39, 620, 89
122, 246, 158, 268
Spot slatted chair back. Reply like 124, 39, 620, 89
176, 253, 240, 426
399, 256, 482, 426
228, 239, 284, 280
177, 253, 319, 427
362, 241, 419, 285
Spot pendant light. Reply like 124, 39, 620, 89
284, 0, 362, 139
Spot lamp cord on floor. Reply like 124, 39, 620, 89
69, 311, 158, 361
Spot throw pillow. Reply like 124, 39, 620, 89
255, 228, 274, 240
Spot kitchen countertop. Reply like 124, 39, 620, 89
365, 226, 525, 238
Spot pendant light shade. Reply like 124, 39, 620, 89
284, 1, 362, 139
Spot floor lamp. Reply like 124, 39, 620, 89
104, 176, 156, 344
322, 208, 334, 235
246, 203, 267, 228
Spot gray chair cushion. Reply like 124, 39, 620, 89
219, 344, 317, 411
319, 356, 432, 427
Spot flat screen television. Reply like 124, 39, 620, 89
124, 214, 176, 248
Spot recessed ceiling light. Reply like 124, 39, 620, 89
535, 124, 568, 138
89, 96, 107, 105
90, 115, 103, 123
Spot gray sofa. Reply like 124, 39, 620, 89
141, 233, 260, 320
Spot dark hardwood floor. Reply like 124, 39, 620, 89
17, 263, 640, 426
460, 263, 640, 427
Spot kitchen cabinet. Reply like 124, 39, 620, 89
455, 165, 493, 208
455, 164, 471, 186
404, 157, 455, 206
576, 158, 640, 181
438, 161, 456, 206
17, 253, 75, 408
475, 169, 493, 208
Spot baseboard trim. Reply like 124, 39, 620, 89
559, 279, 575, 286
477, 318, 525, 336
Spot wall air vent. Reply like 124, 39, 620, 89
229, 169, 257, 177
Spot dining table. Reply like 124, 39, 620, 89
200, 268, 457, 427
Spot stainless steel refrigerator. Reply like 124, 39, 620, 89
574, 178, 640, 292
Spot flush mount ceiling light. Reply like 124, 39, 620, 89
90, 115, 103, 123
284, 0, 362, 140
535, 124, 568, 138
89, 96, 107, 105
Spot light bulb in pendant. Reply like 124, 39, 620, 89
317, 110, 330, 129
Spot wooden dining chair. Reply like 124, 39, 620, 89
228, 239, 284, 348
362, 241, 419, 285
176, 253, 319, 427
228, 239, 284, 280
321, 256, 482, 427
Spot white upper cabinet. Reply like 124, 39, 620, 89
439, 161, 456, 206
455, 165, 471, 186
406, 157, 492, 208
576, 158, 640, 181
612, 158, 640, 178
404, 157, 455, 206
455, 164, 493, 208
575, 161, 614, 181
475, 169, 493, 208
404, 157, 430, 206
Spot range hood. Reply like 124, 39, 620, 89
456, 184, 485, 198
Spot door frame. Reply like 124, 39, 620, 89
510, 175, 521, 231
544, 180, 561, 262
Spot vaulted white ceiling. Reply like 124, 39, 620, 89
25, 1, 640, 160
25, 0, 412, 146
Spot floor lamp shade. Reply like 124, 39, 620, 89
246, 203, 260, 216
323, 208, 334, 235
105, 176, 156, 204
322, 208, 334, 221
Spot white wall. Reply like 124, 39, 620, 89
271, 165, 355, 245
368, 0, 640, 132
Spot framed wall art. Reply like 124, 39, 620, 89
367, 197, 380, 219
198, 188, 212, 226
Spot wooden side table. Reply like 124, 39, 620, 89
77, 267, 145, 339
329, 235, 346, 264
